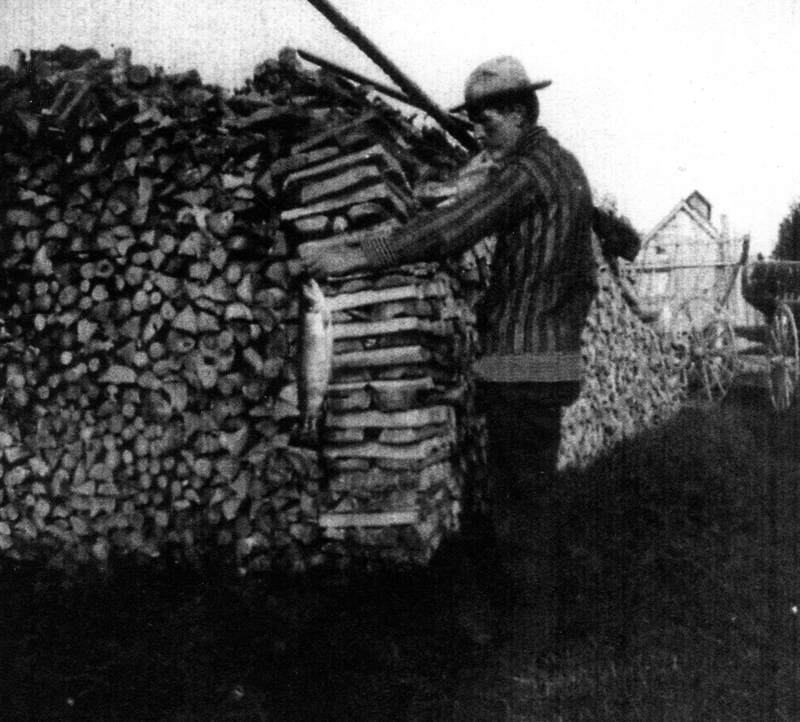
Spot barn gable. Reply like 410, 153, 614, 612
634, 191, 758, 327
642, 192, 719, 268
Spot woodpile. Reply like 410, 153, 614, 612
0, 45, 469, 571
0, 44, 685, 573
0, 46, 318, 571
559, 253, 687, 471
278, 115, 479, 564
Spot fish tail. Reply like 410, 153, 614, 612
295, 413, 322, 447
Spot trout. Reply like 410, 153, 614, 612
298, 277, 333, 441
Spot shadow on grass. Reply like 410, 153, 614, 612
0, 548, 487, 721
2, 395, 800, 721
454, 394, 800, 721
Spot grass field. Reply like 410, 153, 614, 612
2, 389, 799, 721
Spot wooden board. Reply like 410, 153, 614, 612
327, 281, 448, 311
280, 182, 410, 222
318, 509, 419, 528
283, 143, 407, 194
326, 405, 453, 429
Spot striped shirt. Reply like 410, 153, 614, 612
361, 125, 597, 384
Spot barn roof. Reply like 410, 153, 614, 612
644, 190, 720, 248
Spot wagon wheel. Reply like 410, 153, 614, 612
767, 301, 800, 412
671, 297, 739, 402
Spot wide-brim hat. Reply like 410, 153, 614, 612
451, 56, 551, 113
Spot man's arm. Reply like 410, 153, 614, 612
361, 158, 544, 267
301, 244, 369, 277
302, 157, 548, 277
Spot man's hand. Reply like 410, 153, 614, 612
300, 245, 369, 278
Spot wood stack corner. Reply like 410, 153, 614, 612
279, 121, 473, 563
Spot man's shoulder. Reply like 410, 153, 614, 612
513, 128, 589, 191
523, 127, 582, 168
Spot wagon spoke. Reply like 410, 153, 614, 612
767, 302, 799, 412
709, 358, 729, 386
706, 365, 722, 397
775, 319, 787, 348
670, 299, 739, 402
711, 359, 733, 398
771, 369, 794, 411
700, 364, 714, 401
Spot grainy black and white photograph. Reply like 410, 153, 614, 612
1, 1, 800, 719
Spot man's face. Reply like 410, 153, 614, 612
470, 107, 524, 160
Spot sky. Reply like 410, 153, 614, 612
3, 0, 800, 256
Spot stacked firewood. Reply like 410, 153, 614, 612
559, 253, 687, 471
0, 47, 327, 569
0, 45, 687, 572
276, 117, 476, 564
0, 46, 470, 571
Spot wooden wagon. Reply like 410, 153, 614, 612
660, 243, 748, 403
741, 260, 800, 411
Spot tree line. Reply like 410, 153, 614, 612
773, 201, 800, 260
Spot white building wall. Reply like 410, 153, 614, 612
635, 205, 761, 327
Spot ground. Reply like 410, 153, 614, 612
1, 385, 799, 722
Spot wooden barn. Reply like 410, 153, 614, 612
634, 191, 761, 329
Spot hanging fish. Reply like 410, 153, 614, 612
297, 277, 333, 442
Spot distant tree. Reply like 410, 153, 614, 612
772, 200, 800, 260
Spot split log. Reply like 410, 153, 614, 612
327, 281, 448, 311
333, 317, 451, 339
283, 144, 408, 196
321, 436, 452, 460
319, 510, 419, 529
326, 405, 453, 429
332, 345, 429, 369
280, 181, 410, 223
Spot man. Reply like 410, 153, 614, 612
303, 55, 596, 509
303, 56, 597, 640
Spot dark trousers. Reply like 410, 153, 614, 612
477, 381, 577, 620
478, 381, 577, 512
443, 381, 579, 643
